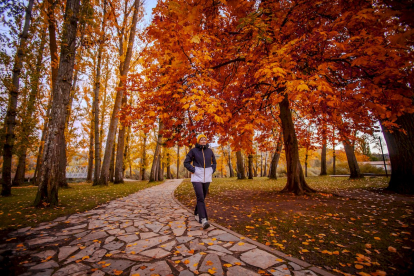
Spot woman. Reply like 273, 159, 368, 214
184, 134, 217, 229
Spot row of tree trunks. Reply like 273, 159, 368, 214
12, 30, 47, 187
1, 0, 35, 196
34, 0, 82, 206
98, 0, 141, 185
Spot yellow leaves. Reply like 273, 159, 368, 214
388, 246, 397, 253
16, 243, 24, 248
208, 268, 216, 274
234, 262, 242, 266
223, 263, 232, 267
105, 253, 112, 257
355, 264, 364, 269
302, 242, 309, 245
206, 260, 213, 266
237, 242, 245, 246
191, 35, 201, 44
174, 260, 181, 264
365, 244, 372, 249
321, 250, 332, 255
297, 83, 310, 92
258, 269, 266, 274
301, 249, 309, 253
374, 237, 381, 240
113, 270, 123, 275
184, 260, 190, 264
81, 256, 89, 260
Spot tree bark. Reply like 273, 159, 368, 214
248, 154, 253, 179
269, 135, 283, 179
381, 114, 414, 194
99, 0, 141, 185
228, 147, 234, 177
109, 139, 116, 182
114, 95, 128, 184
279, 94, 316, 195
176, 144, 180, 179
320, 132, 327, 175
236, 150, 246, 179
150, 122, 163, 182
167, 152, 171, 179
1, 0, 35, 196
343, 138, 362, 179
141, 133, 147, 180
158, 148, 164, 181
93, 0, 107, 185
87, 112, 94, 182
34, 0, 81, 206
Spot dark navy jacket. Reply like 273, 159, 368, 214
184, 144, 217, 183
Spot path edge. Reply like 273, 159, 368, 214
170, 179, 336, 276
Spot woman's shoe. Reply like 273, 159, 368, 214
201, 218, 210, 229
195, 214, 199, 222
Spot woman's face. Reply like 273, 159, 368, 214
199, 137, 207, 145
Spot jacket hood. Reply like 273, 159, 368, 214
195, 143, 209, 149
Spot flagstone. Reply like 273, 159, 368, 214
140, 247, 172, 258
29, 260, 59, 270
240, 248, 281, 269
58, 246, 79, 261
125, 235, 171, 253
229, 242, 257, 252
226, 265, 261, 276
54, 263, 90, 276
129, 260, 172, 276
181, 253, 204, 272
221, 255, 246, 266
199, 253, 224, 275
117, 234, 139, 243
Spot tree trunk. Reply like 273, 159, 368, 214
279, 94, 315, 195
343, 138, 362, 179
114, 95, 128, 184
150, 122, 163, 182
109, 139, 116, 182
167, 152, 171, 179
236, 150, 246, 179
12, 30, 47, 187
124, 126, 131, 178
269, 135, 283, 179
34, 0, 81, 206
87, 114, 94, 182
158, 147, 164, 181
320, 131, 327, 175
141, 133, 147, 180
381, 114, 414, 193
260, 152, 263, 177
176, 144, 180, 179
1, 0, 35, 196
228, 147, 234, 177
248, 154, 253, 179
98, 0, 141, 185
13, 153, 26, 186
264, 151, 268, 177
93, 0, 107, 185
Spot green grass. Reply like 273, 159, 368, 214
0, 180, 163, 231
175, 176, 414, 276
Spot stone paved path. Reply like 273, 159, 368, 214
0, 179, 333, 276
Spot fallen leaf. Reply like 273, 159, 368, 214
388, 246, 397, 253
355, 264, 363, 269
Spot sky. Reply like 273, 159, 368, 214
143, 0, 158, 25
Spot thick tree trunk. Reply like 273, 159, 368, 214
13, 30, 47, 187
34, 0, 81, 206
320, 134, 327, 175
264, 151, 268, 176
114, 96, 128, 184
269, 135, 283, 179
150, 122, 163, 182
141, 134, 147, 180
236, 150, 246, 179
1, 0, 35, 196
248, 154, 253, 179
13, 153, 26, 186
381, 114, 414, 194
99, 0, 141, 185
260, 152, 263, 177
158, 150, 164, 181
343, 138, 362, 179
123, 126, 131, 178
279, 94, 315, 195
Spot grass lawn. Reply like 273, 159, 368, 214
0, 180, 162, 232
175, 176, 414, 276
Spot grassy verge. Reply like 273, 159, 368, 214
0, 180, 163, 231
175, 176, 414, 276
